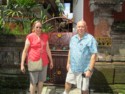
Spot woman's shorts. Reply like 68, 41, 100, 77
29, 66, 48, 85
66, 68, 90, 91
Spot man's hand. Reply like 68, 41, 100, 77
84, 70, 93, 78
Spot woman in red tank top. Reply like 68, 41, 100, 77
20, 20, 53, 94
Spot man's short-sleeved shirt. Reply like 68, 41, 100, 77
69, 33, 98, 73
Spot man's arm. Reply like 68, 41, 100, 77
85, 53, 97, 77
66, 50, 70, 71
89, 53, 97, 72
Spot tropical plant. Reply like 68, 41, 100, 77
4, 0, 40, 20
40, 4, 51, 23
1, 0, 39, 35
0, 0, 54, 35
42, 23, 53, 32
1, 23, 11, 35
22, 19, 36, 34
4, 6, 23, 21
0, 16, 4, 31
39, 4, 53, 32
55, 0, 65, 15
14, 0, 40, 19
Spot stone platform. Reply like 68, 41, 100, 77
40, 86, 116, 94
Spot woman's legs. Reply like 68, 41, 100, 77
29, 83, 36, 94
37, 81, 43, 94
29, 66, 47, 94
29, 71, 38, 94
37, 66, 48, 94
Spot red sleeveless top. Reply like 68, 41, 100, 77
26, 33, 49, 66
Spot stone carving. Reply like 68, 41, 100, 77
89, 0, 124, 37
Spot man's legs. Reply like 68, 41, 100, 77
82, 90, 89, 94
77, 74, 90, 94
63, 68, 76, 94
63, 82, 72, 94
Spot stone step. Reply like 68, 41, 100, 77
41, 86, 114, 94
26, 86, 118, 94
42, 86, 48, 94
45, 86, 56, 94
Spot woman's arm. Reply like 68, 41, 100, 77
46, 41, 53, 69
20, 39, 30, 73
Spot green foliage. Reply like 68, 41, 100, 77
55, 0, 65, 14
110, 84, 125, 93
0, 0, 53, 35
4, 0, 39, 19
0, 24, 11, 35
40, 4, 51, 23
4, 0, 23, 18
14, 0, 39, 18
0, 16, 4, 30
42, 23, 53, 32
4, 8, 23, 18
22, 19, 35, 34
40, 4, 53, 32
15, 0, 36, 7
1, 20, 31, 35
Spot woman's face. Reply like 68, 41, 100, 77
34, 22, 42, 35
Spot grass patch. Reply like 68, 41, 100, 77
110, 84, 125, 94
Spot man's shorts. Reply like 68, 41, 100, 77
66, 68, 89, 91
29, 66, 48, 85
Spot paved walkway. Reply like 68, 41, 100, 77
41, 86, 114, 94
25, 84, 123, 94
42, 86, 80, 94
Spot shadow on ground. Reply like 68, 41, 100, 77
90, 68, 114, 93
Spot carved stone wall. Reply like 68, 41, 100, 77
89, 0, 124, 37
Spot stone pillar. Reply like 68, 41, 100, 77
89, 0, 124, 38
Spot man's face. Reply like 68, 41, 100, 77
76, 21, 86, 36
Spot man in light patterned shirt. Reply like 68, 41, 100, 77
62, 20, 98, 94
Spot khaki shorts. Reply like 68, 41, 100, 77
66, 68, 89, 91
29, 66, 48, 85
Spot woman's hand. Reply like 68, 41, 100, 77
20, 64, 25, 74
50, 62, 53, 69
